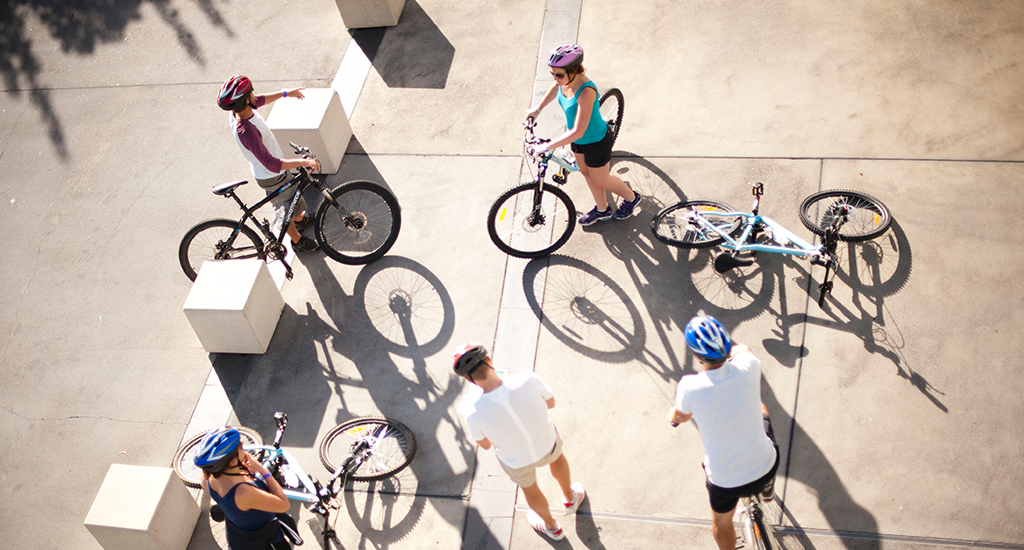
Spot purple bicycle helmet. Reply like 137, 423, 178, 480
547, 44, 584, 69
218, 74, 253, 111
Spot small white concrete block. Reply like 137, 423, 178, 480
84, 465, 200, 550
267, 88, 352, 174
334, 0, 405, 28
183, 260, 285, 354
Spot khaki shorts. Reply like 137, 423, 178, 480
498, 430, 564, 487
256, 171, 307, 220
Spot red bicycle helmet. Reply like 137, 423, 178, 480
218, 75, 253, 111
547, 44, 584, 69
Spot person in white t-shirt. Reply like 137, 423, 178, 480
669, 316, 780, 550
217, 75, 321, 253
454, 343, 585, 541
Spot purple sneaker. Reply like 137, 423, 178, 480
578, 206, 613, 226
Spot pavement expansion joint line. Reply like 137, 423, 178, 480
513, 506, 1024, 549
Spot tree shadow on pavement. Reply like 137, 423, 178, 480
0, 0, 224, 158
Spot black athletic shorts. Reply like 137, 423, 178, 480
570, 126, 614, 168
705, 414, 780, 514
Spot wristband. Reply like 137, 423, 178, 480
282, 90, 287, 98
260, 472, 272, 482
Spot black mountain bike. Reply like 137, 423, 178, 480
487, 88, 624, 258
179, 143, 401, 281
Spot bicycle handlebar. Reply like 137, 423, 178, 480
288, 141, 321, 174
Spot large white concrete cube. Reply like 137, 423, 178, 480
183, 259, 285, 354
267, 88, 352, 174
334, 0, 405, 28
84, 465, 200, 550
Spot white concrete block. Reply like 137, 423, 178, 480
182, 260, 285, 354
267, 88, 352, 174
84, 465, 200, 550
334, 0, 405, 28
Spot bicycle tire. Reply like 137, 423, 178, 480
487, 182, 576, 258
751, 505, 775, 550
179, 219, 265, 281
651, 200, 741, 248
599, 88, 624, 149
318, 416, 417, 482
172, 426, 264, 489
799, 189, 891, 242
315, 180, 401, 265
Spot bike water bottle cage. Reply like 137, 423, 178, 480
548, 44, 584, 69
684, 316, 732, 362
194, 427, 241, 472
453, 343, 489, 377
218, 75, 253, 111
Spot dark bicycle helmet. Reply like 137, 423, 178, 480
218, 74, 253, 111
193, 427, 241, 473
547, 44, 584, 69
453, 343, 489, 377
684, 316, 732, 363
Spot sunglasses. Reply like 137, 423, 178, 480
550, 70, 567, 79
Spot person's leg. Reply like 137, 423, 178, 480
585, 162, 635, 202
520, 482, 559, 530
548, 452, 575, 502
574, 159, 610, 210
712, 507, 738, 550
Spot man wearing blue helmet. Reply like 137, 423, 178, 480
669, 316, 779, 550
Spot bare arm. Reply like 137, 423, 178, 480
262, 87, 306, 105
546, 397, 555, 409
233, 452, 291, 513
526, 83, 560, 120
668, 407, 693, 425
546, 86, 596, 150
476, 437, 493, 450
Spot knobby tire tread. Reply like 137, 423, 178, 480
599, 88, 624, 149
798, 189, 891, 242
315, 180, 401, 265
179, 219, 265, 281
318, 416, 417, 482
487, 182, 576, 258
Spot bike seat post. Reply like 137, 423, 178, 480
751, 182, 764, 216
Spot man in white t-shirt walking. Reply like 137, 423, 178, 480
454, 343, 585, 541
669, 316, 780, 550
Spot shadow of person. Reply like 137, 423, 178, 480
762, 384, 880, 550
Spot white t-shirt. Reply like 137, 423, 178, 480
675, 352, 777, 488
458, 372, 556, 469
229, 108, 285, 180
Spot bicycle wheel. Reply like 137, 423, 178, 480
172, 426, 263, 489
599, 88, 624, 148
315, 180, 401, 265
487, 182, 576, 258
751, 505, 775, 550
179, 219, 265, 281
319, 417, 417, 482
799, 189, 891, 242
651, 200, 741, 248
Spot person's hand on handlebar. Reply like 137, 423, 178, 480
526, 108, 540, 121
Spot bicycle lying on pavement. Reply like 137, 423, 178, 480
172, 412, 417, 547
179, 143, 401, 281
651, 182, 892, 307
486, 88, 624, 258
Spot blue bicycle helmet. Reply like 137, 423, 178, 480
193, 427, 241, 473
684, 316, 732, 363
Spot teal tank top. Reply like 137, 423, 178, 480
557, 81, 607, 145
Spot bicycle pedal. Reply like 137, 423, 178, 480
552, 174, 566, 185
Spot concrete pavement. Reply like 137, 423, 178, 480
1, 0, 1023, 549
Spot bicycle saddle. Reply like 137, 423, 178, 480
212, 180, 248, 195
714, 251, 754, 273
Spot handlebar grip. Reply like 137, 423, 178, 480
670, 422, 680, 428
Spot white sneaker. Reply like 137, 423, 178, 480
563, 482, 586, 516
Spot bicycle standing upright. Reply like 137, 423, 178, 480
179, 143, 401, 281
487, 88, 624, 258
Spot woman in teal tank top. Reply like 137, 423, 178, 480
526, 44, 642, 226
